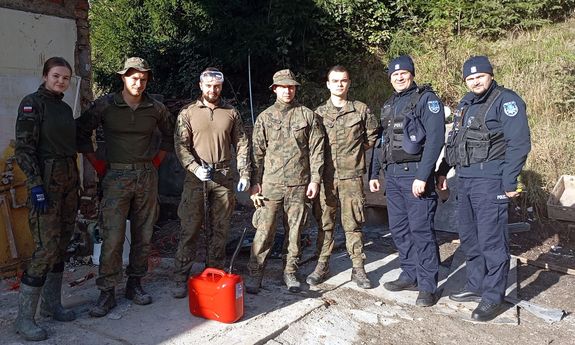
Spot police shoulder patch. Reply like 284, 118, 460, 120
22, 105, 33, 113
427, 100, 440, 114
503, 101, 518, 117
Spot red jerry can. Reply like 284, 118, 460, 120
188, 268, 244, 323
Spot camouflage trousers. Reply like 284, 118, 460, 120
26, 158, 78, 279
174, 168, 235, 282
314, 177, 366, 267
96, 163, 158, 291
248, 183, 307, 274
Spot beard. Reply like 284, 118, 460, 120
202, 93, 219, 104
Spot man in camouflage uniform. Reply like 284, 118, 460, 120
171, 68, 250, 298
246, 69, 324, 294
307, 65, 380, 288
76, 57, 174, 317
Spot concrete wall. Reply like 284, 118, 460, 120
0, 0, 91, 274
0, 7, 79, 150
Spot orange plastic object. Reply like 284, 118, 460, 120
188, 268, 244, 323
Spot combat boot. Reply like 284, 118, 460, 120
283, 272, 302, 293
15, 283, 47, 341
351, 267, 372, 289
125, 277, 152, 305
171, 281, 188, 299
306, 261, 330, 286
244, 272, 263, 295
40, 271, 76, 321
89, 289, 116, 317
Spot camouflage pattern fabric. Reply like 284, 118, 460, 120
26, 159, 79, 278
311, 99, 379, 267
315, 99, 379, 180
251, 100, 324, 186
95, 164, 158, 291
248, 183, 307, 274
315, 177, 366, 267
15, 85, 76, 189
174, 168, 235, 282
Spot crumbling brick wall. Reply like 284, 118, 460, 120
0, 0, 93, 108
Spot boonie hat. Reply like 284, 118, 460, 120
117, 57, 152, 75
462, 56, 493, 80
269, 69, 301, 89
388, 55, 415, 77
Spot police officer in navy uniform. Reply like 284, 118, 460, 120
436, 56, 531, 321
369, 55, 445, 307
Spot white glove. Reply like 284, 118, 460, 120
194, 166, 211, 181
237, 178, 250, 192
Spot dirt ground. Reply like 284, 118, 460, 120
147, 200, 575, 344
2, 198, 573, 345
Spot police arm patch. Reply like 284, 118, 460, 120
503, 101, 518, 117
22, 105, 33, 113
427, 100, 440, 114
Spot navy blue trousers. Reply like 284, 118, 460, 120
385, 175, 439, 293
457, 176, 510, 304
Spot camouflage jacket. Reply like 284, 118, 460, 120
175, 99, 250, 179
76, 92, 174, 163
15, 84, 76, 189
315, 99, 380, 180
252, 100, 324, 186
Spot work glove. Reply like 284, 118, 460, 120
237, 178, 250, 192
90, 159, 107, 177
30, 185, 48, 214
250, 193, 266, 208
152, 154, 164, 168
194, 165, 212, 181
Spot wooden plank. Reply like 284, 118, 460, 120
0, 195, 18, 258
513, 255, 575, 276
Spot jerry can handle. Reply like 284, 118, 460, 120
201, 268, 225, 279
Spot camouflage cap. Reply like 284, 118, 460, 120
269, 69, 301, 89
117, 57, 152, 75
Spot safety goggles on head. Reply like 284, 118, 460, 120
200, 71, 224, 83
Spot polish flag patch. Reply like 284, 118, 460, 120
23, 106, 33, 113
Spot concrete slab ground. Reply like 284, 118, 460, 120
0, 247, 562, 345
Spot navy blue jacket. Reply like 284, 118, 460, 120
370, 83, 445, 181
442, 80, 531, 192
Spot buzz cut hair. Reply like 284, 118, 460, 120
327, 65, 349, 80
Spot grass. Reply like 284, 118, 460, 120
343, 18, 575, 215
419, 18, 575, 215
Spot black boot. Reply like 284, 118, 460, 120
125, 277, 152, 305
449, 288, 482, 303
40, 271, 76, 321
471, 301, 505, 322
416, 291, 436, 307
89, 289, 117, 317
244, 272, 263, 295
383, 277, 417, 292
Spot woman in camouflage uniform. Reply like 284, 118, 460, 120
14, 57, 79, 341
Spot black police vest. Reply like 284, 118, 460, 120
445, 86, 507, 167
381, 85, 431, 164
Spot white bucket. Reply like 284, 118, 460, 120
92, 220, 131, 266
